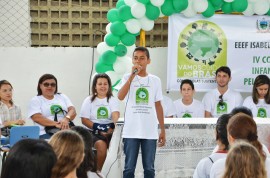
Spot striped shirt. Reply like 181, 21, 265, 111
0, 101, 22, 124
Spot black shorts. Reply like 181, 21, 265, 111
89, 130, 113, 148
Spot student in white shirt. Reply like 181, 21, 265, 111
243, 75, 270, 118
193, 114, 231, 178
174, 79, 204, 118
202, 66, 243, 118
162, 95, 176, 118
210, 113, 270, 178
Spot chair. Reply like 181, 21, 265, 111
1, 126, 40, 163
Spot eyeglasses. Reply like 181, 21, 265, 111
219, 95, 224, 106
43, 83, 56, 87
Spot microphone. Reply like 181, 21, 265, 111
132, 68, 138, 74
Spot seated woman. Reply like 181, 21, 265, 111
243, 75, 270, 118
28, 74, 76, 139
222, 141, 266, 178
210, 113, 270, 178
71, 126, 104, 178
0, 80, 25, 136
1, 139, 57, 178
174, 79, 204, 118
193, 114, 231, 178
80, 73, 120, 171
49, 130, 84, 178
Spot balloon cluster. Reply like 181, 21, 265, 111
95, 0, 270, 88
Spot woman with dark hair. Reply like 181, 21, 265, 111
28, 74, 76, 139
80, 73, 119, 171
0, 80, 25, 136
210, 113, 270, 178
193, 114, 231, 178
243, 74, 270, 118
1, 139, 57, 178
71, 126, 104, 178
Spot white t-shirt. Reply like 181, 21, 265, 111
202, 88, 243, 118
120, 73, 163, 139
80, 96, 119, 125
174, 99, 204, 118
161, 95, 176, 117
243, 96, 270, 118
210, 156, 270, 178
87, 171, 104, 178
28, 94, 74, 135
193, 152, 227, 178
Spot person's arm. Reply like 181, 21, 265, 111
81, 117, 94, 129
31, 113, 60, 128
3, 120, 25, 127
205, 111, 212, 118
155, 101, 166, 147
59, 106, 76, 129
111, 111, 120, 124
118, 74, 135, 101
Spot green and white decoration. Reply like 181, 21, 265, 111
95, 0, 270, 89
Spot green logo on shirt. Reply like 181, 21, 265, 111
97, 107, 108, 119
50, 105, 63, 114
217, 102, 227, 115
257, 108, 267, 118
136, 88, 149, 105
182, 113, 192, 118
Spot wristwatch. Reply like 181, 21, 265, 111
65, 115, 71, 121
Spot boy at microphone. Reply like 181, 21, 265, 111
118, 46, 165, 178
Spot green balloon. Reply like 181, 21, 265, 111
118, 5, 133, 21
209, 0, 223, 9
173, 0, 188, 13
100, 51, 117, 65
95, 61, 113, 73
161, 0, 175, 16
145, 3, 160, 20
232, 0, 248, 12
267, 9, 270, 16
137, 0, 150, 4
202, 2, 215, 18
114, 44, 127, 57
116, 0, 125, 9
110, 21, 126, 36
221, 2, 233, 14
121, 33, 136, 46
105, 34, 120, 47
107, 9, 120, 23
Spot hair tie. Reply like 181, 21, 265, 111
247, 133, 258, 141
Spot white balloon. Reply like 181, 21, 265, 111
182, 2, 197, 18
139, 16, 155, 31
125, 19, 142, 34
223, 0, 234, 2
124, 0, 137, 7
105, 71, 121, 86
243, 3, 255, 16
97, 42, 114, 55
159, 7, 165, 17
126, 44, 136, 57
150, 0, 165, 7
131, 3, 146, 19
193, 0, 208, 13
113, 56, 133, 75
254, 1, 269, 15
106, 23, 111, 33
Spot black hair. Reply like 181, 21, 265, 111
37, 74, 58, 95
180, 79, 194, 90
133, 46, 150, 59
91, 73, 113, 102
71, 126, 98, 178
1, 139, 57, 178
230, 106, 253, 117
216, 114, 232, 151
215, 66, 231, 78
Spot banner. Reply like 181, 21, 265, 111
167, 14, 270, 92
